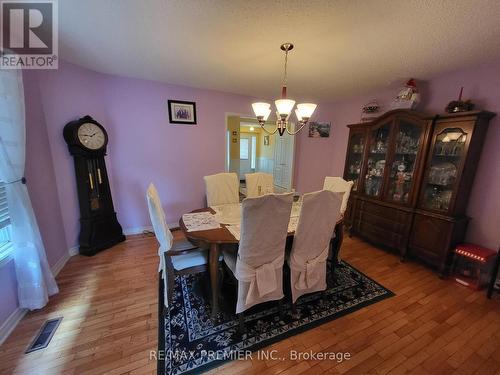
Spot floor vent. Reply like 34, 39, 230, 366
25, 317, 63, 354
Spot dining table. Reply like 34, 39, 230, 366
179, 202, 344, 317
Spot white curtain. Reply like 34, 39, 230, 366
0, 69, 58, 309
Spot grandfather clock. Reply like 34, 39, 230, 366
63, 115, 125, 256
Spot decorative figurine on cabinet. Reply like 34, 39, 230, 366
393, 163, 406, 202
361, 99, 381, 122
390, 78, 420, 110
446, 87, 475, 113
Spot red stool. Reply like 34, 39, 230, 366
451, 243, 496, 290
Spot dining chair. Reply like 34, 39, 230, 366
222, 193, 293, 332
288, 190, 342, 304
204, 172, 240, 207
323, 176, 354, 215
146, 183, 207, 308
245, 172, 274, 198
323, 176, 354, 262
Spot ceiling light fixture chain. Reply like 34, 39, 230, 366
252, 43, 317, 137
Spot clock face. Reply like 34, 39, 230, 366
77, 122, 106, 150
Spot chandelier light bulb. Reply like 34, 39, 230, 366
296, 103, 317, 120
252, 102, 271, 118
275, 99, 296, 116
295, 108, 302, 121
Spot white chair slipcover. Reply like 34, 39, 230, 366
223, 193, 293, 314
245, 172, 274, 198
288, 190, 342, 303
204, 172, 239, 207
146, 183, 207, 306
323, 177, 354, 215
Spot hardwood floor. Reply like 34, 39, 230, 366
1, 231, 499, 375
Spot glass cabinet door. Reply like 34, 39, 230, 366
363, 122, 391, 197
385, 120, 424, 204
420, 127, 468, 212
344, 131, 365, 191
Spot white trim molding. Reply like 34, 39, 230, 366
0, 246, 78, 345
123, 226, 153, 236
68, 246, 79, 257
51, 250, 72, 277
0, 307, 27, 346
123, 224, 178, 236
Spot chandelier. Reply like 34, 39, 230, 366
252, 43, 317, 136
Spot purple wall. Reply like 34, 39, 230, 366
24, 71, 69, 267
0, 71, 68, 327
22, 60, 500, 257
35, 62, 257, 248
3, 59, 499, 331
295, 62, 500, 250
104, 75, 257, 232
36, 64, 112, 251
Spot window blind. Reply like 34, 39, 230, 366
0, 181, 10, 230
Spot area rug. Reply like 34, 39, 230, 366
158, 261, 394, 375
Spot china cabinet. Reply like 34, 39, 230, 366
343, 109, 495, 275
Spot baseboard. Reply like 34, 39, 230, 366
0, 307, 27, 346
123, 224, 178, 236
51, 251, 71, 277
68, 246, 79, 257
123, 226, 153, 236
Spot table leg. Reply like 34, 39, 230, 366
209, 243, 220, 317
487, 250, 500, 299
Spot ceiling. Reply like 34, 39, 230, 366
59, 0, 500, 102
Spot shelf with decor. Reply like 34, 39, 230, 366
343, 109, 495, 275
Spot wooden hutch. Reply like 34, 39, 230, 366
343, 109, 495, 275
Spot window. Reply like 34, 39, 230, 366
0, 181, 12, 262
251, 136, 257, 169
240, 138, 249, 160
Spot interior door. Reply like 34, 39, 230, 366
239, 136, 253, 179
273, 131, 295, 190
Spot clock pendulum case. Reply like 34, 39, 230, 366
63, 115, 125, 256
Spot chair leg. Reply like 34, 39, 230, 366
238, 313, 245, 334
291, 301, 297, 316
320, 290, 327, 307
278, 299, 284, 320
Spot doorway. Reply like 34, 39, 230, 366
239, 134, 257, 179
225, 115, 296, 194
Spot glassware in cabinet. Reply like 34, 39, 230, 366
344, 131, 366, 191
385, 120, 424, 204
363, 123, 391, 197
420, 127, 467, 212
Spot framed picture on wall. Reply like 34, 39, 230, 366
264, 135, 270, 146
168, 100, 197, 124
308, 122, 331, 138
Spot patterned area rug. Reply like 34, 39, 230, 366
158, 261, 394, 375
